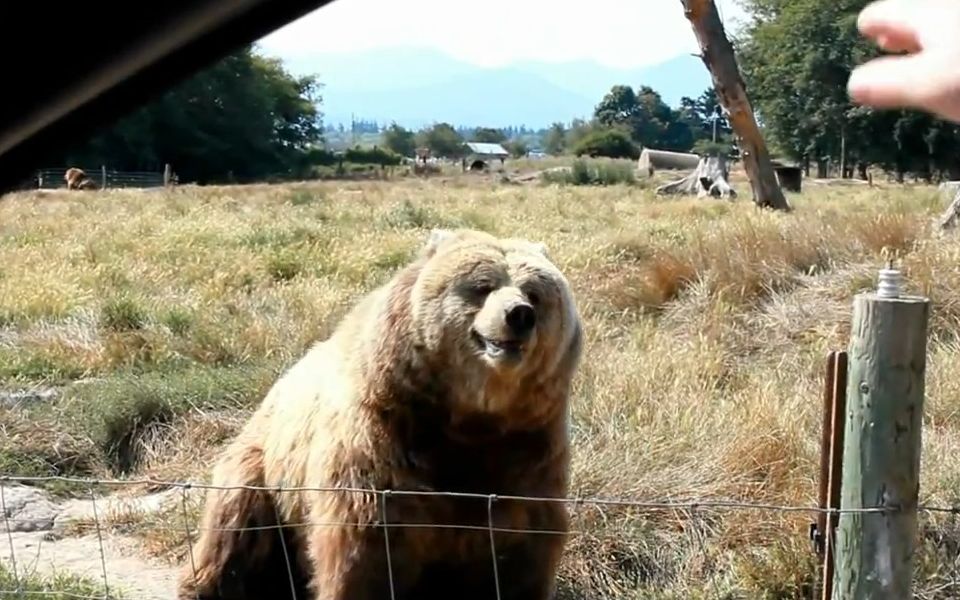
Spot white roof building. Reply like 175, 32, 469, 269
464, 142, 510, 157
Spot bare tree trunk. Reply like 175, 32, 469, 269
940, 188, 960, 231
680, 0, 790, 211
840, 128, 847, 179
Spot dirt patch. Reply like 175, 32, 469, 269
1, 484, 179, 598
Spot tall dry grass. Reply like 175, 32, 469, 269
1, 178, 959, 597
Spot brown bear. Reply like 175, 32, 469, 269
64, 167, 97, 190
177, 228, 583, 600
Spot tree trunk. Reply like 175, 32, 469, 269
940, 188, 960, 230
680, 0, 790, 211
840, 128, 847, 179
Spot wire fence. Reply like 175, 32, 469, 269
33, 167, 168, 190
2, 474, 959, 599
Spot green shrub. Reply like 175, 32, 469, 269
572, 128, 640, 160
101, 296, 146, 332
541, 159, 637, 186
344, 145, 402, 166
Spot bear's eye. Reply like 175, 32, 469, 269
468, 282, 496, 298
526, 291, 541, 306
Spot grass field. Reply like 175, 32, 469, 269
2, 171, 960, 598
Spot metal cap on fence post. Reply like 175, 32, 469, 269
832, 263, 930, 600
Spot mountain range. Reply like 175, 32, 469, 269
277, 47, 712, 130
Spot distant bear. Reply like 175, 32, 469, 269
64, 167, 96, 190
177, 228, 584, 600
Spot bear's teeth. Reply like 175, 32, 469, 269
484, 338, 520, 358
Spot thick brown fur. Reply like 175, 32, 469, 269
177, 229, 584, 600
64, 167, 97, 190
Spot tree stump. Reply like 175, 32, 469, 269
939, 187, 960, 230
656, 155, 737, 199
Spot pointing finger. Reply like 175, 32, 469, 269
857, 0, 922, 53
848, 53, 960, 120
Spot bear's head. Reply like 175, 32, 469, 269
407, 228, 582, 422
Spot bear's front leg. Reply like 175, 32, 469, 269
307, 522, 421, 600
489, 500, 569, 600
177, 430, 303, 600
490, 533, 566, 600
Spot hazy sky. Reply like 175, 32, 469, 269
258, 0, 747, 69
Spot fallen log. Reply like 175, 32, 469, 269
638, 148, 701, 177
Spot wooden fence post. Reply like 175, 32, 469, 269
164, 163, 172, 186
100, 165, 107, 189
832, 267, 930, 599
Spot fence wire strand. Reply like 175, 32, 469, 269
380, 490, 397, 600
273, 486, 300, 600
3, 474, 960, 600
0, 481, 23, 599
4, 474, 946, 515
179, 486, 199, 600
487, 494, 502, 600
87, 488, 110, 600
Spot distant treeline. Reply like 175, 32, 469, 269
65, 2, 957, 186
59, 45, 324, 185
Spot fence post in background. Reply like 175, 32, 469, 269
164, 163, 172, 186
832, 265, 930, 600
101, 165, 107, 189
812, 350, 847, 600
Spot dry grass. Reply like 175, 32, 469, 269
2, 176, 959, 597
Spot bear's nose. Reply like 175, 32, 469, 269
505, 303, 536, 338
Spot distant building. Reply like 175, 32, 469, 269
462, 142, 510, 172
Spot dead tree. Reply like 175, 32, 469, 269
680, 0, 790, 211
656, 155, 736, 199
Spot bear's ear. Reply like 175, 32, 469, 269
519, 240, 548, 257
422, 228, 456, 258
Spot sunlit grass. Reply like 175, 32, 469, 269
1, 177, 958, 596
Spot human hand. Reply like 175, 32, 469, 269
848, 0, 960, 123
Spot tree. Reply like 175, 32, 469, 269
594, 84, 695, 152
566, 119, 596, 150
738, 0, 960, 181
382, 123, 416, 158
572, 128, 640, 160
679, 88, 733, 145
418, 123, 465, 158
506, 140, 529, 158
63, 46, 323, 183
681, 0, 790, 211
472, 127, 507, 143
544, 122, 567, 155
595, 86, 640, 126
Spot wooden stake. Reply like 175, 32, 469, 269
832, 270, 930, 599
